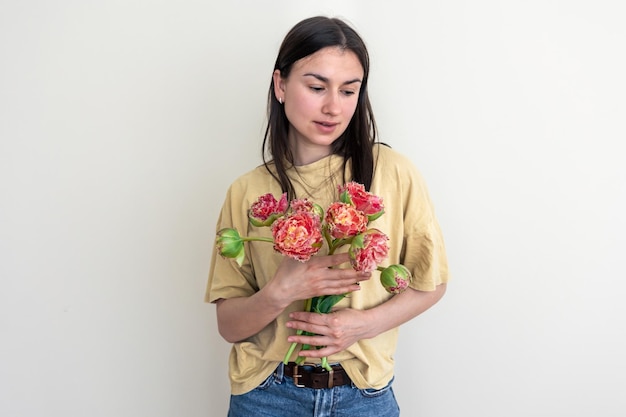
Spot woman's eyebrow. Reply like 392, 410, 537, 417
303, 72, 362, 85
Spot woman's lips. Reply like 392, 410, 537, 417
314, 121, 338, 133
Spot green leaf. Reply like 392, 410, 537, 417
351, 233, 365, 249
314, 294, 346, 313
367, 209, 385, 222
340, 189, 352, 205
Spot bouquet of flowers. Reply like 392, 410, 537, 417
215, 182, 412, 370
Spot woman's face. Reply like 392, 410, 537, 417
273, 47, 364, 166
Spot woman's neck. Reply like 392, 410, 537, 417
289, 138, 333, 166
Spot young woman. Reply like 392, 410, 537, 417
206, 16, 449, 417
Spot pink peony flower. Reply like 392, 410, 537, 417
290, 198, 324, 218
379, 264, 412, 294
271, 211, 323, 262
338, 182, 384, 221
248, 192, 288, 227
324, 202, 368, 240
349, 229, 389, 272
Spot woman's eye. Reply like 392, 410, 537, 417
342, 90, 356, 96
310, 86, 324, 92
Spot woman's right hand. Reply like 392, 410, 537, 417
266, 253, 371, 309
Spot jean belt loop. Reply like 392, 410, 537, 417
274, 362, 285, 383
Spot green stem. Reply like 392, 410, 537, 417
323, 227, 333, 250
242, 236, 274, 243
327, 236, 354, 255
295, 348, 308, 365
321, 356, 331, 372
283, 340, 299, 364
283, 298, 313, 364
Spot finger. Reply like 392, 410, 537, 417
318, 281, 363, 294
314, 252, 350, 267
296, 344, 339, 358
353, 271, 371, 282
287, 333, 330, 347
323, 267, 371, 283
286, 323, 328, 340
288, 311, 335, 325
286, 319, 326, 337
305, 272, 365, 295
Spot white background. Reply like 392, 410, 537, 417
1, 1, 625, 416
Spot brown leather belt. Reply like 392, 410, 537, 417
282, 362, 351, 389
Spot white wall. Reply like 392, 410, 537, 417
1, 1, 624, 416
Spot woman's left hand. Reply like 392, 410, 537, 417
284, 285, 446, 359
285, 308, 371, 358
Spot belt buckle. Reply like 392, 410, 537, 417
327, 368, 335, 389
292, 364, 305, 388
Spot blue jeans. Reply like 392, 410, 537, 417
227, 363, 400, 417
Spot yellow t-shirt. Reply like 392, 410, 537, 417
205, 144, 449, 395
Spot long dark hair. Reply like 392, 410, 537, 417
262, 16, 378, 199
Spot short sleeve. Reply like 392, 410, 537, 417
205, 185, 258, 303
401, 162, 449, 291
371, 145, 449, 292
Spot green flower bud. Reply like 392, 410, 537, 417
380, 264, 412, 294
216, 228, 245, 266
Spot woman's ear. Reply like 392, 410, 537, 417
273, 69, 285, 102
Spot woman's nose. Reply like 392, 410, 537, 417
322, 93, 340, 115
